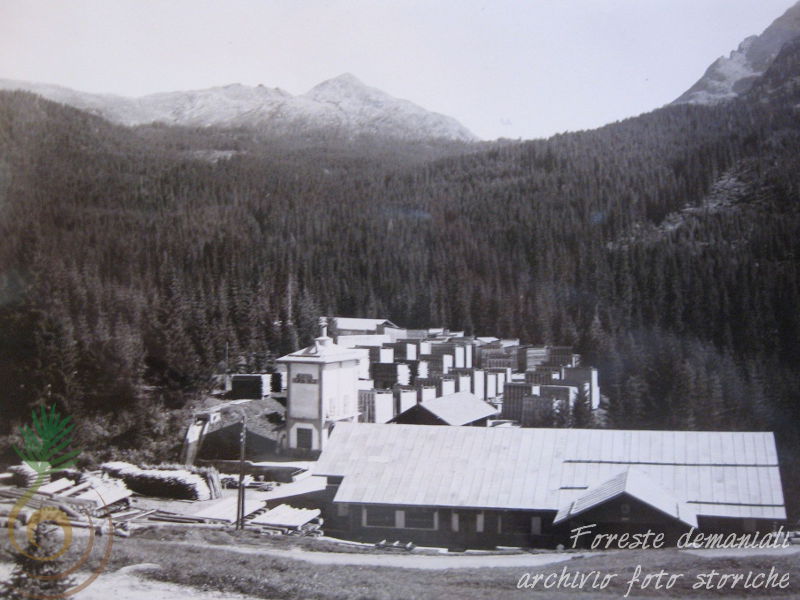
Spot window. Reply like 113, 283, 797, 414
404, 509, 437, 530
296, 427, 313, 449
505, 512, 535, 534
531, 516, 542, 536
476, 512, 484, 533
365, 507, 396, 527
336, 504, 349, 517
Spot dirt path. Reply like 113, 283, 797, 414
0, 563, 259, 600
157, 539, 582, 570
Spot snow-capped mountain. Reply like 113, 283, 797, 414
674, 0, 800, 105
0, 74, 477, 142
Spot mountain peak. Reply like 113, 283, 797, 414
674, 0, 800, 105
305, 73, 379, 102
0, 75, 478, 142
324, 73, 366, 87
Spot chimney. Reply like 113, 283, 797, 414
319, 316, 328, 339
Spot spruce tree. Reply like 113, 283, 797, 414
1, 522, 75, 600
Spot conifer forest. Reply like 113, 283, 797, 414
1, 37, 799, 515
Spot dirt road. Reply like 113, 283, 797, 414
157, 539, 582, 570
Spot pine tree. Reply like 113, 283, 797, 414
1, 522, 75, 600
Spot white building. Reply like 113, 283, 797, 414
277, 318, 362, 453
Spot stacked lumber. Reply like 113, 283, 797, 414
145, 509, 212, 524
191, 494, 267, 523
0, 476, 130, 513
248, 504, 323, 536
9, 463, 48, 487
127, 462, 223, 499
0, 475, 134, 535
102, 462, 212, 500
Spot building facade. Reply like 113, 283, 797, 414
276, 319, 363, 456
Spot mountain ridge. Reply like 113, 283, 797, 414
674, 0, 800, 105
0, 74, 478, 142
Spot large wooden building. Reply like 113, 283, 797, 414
313, 423, 786, 548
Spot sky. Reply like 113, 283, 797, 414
0, 0, 795, 140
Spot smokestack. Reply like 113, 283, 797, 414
319, 316, 328, 339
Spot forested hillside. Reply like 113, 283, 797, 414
1, 38, 799, 512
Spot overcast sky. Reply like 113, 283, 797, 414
0, 0, 795, 140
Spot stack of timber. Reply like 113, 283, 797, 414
0, 473, 134, 535
247, 504, 322, 536
101, 462, 220, 501
190, 494, 267, 523
8, 463, 47, 487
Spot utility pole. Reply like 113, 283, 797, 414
235, 412, 247, 530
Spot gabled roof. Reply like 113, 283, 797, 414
410, 392, 497, 425
553, 468, 698, 527
313, 424, 786, 520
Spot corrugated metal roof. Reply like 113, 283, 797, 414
413, 392, 498, 425
313, 424, 786, 520
553, 468, 698, 527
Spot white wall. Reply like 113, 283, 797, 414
441, 378, 456, 396
397, 389, 416, 413
374, 391, 395, 423
454, 346, 465, 368
472, 369, 485, 400
321, 360, 359, 420
288, 364, 320, 419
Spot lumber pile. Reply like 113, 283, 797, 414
101, 462, 213, 500
9, 463, 47, 487
0, 473, 135, 535
101, 462, 221, 500
247, 503, 323, 536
